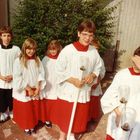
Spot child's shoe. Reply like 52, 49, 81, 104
24, 129, 32, 135
69, 133, 76, 140
24, 128, 35, 135
45, 121, 52, 128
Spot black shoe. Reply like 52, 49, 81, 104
24, 130, 31, 135
45, 121, 52, 128
74, 133, 84, 140
30, 128, 36, 134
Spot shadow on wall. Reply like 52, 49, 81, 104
115, 49, 126, 70
102, 40, 126, 72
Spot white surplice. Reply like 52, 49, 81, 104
42, 56, 58, 99
55, 43, 102, 103
0, 45, 20, 89
91, 58, 106, 96
12, 58, 46, 102
101, 68, 140, 140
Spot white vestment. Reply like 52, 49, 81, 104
12, 58, 46, 102
42, 56, 58, 99
0, 45, 20, 89
91, 58, 106, 96
55, 43, 102, 103
101, 68, 140, 140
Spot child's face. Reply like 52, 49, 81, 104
26, 48, 35, 58
78, 31, 94, 46
0, 33, 12, 46
132, 55, 140, 72
48, 46, 59, 56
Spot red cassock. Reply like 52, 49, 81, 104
13, 99, 39, 129
89, 95, 102, 121
51, 98, 90, 133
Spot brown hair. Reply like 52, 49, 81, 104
77, 19, 96, 33
133, 46, 140, 56
0, 26, 13, 38
20, 38, 40, 68
91, 37, 100, 50
46, 40, 62, 55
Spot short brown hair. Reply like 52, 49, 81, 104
77, 19, 96, 33
46, 40, 62, 55
133, 46, 140, 56
0, 26, 13, 38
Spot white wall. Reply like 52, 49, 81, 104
108, 0, 140, 69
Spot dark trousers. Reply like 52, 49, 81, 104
0, 88, 13, 113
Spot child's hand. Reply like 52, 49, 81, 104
67, 77, 85, 88
83, 73, 96, 85
25, 86, 34, 97
114, 107, 122, 127
91, 76, 100, 89
6, 75, 13, 82
34, 88, 40, 97
0, 75, 12, 82
28, 89, 35, 97
73, 78, 85, 88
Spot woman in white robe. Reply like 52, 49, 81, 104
101, 46, 140, 140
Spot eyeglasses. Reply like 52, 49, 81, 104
81, 32, 94, 39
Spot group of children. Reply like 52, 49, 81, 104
2, 19, 139, 140
0, 20, 105, 140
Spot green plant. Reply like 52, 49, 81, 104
12, 0, 116, 58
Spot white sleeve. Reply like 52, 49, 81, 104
101, 72, 120, 114
55, 48, 70, 84
42, 56, 47, 68
38, 60, 46, 90
13, 58, 27, 91
100, 58, 106, 79
16, 46, 21, 56
92, 51, 103, 77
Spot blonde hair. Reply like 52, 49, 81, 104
46, 40, 62, 55
20, 38, 40, 68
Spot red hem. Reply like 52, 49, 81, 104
106, 135, 115, 140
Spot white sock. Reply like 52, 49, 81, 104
45, 121, 51, 124
0, 113, 5, 121
69, 133, 76, 140
2, 113, 8, 120
9, 112, 13, 119
24, 129, 30, 132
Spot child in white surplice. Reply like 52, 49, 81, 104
12, 38, 46, 135
0, 26, 20, 122
41, 40, 62, 127
101, 46, 140, 140
53, 19, 102, 140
